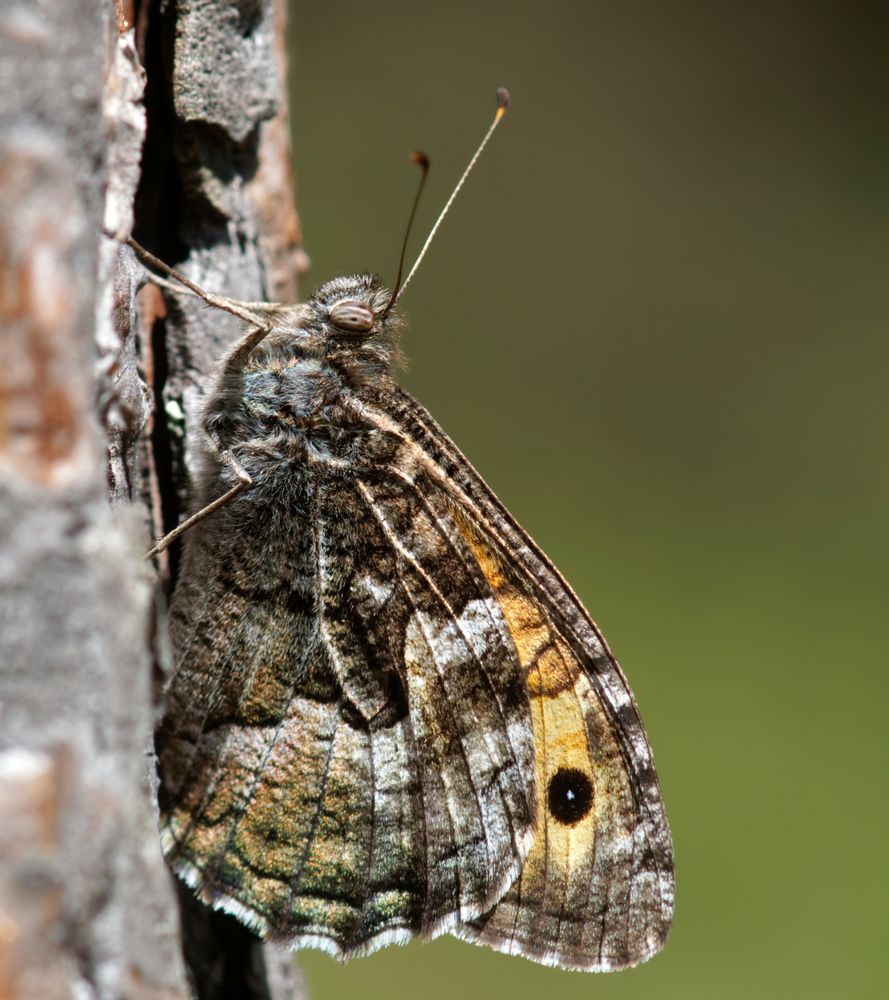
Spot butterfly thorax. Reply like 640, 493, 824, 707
198, 274, 403, 500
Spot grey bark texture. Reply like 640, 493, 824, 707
0, 1, 306, 998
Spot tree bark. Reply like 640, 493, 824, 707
0, 1, 306, 997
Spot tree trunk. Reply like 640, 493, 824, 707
0, 2, 306, 997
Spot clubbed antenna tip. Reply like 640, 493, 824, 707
393, 87, 512, 307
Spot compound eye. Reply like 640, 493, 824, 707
329, 300, 375, 334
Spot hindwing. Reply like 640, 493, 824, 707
157, 445, 537, 957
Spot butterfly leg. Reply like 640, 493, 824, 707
145, 307, 276, 560
146, 430, 254, 559
125, 237, 281, 560
124, 236, 273, 329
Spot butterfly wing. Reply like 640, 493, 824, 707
158, 372, 672, 970
363, 386, 675, 971
157, 448, 537, 957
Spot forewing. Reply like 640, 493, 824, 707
360, 387, 675, 970
157, 461, 536, 958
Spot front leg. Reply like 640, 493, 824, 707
146, 430, 252, 559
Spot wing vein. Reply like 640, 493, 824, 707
355, 480, 481, 914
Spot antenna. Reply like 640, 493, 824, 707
393, 87, 510, 307
382, 151, 430, 318
121, 236, 273, 328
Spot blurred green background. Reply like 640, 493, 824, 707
286, 2, 888, 998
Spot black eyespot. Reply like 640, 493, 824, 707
547, 767, 593, 826
329, 299, 375, 334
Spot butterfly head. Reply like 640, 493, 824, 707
233, 274, 401, 389
231, 274, 406, 417
308, 274, 399, 346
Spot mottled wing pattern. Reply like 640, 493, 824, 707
158, 368, 671, 969
157, 456, 537, 957
365, 387, 675, 971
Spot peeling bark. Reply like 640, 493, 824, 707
0, 3, 189, 995
0, 1, 306, 997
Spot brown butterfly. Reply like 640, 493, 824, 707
145, 91, 673, 973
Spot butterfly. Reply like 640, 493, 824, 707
146, 92, 674, 974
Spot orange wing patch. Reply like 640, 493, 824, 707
454, 512, 663, 970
